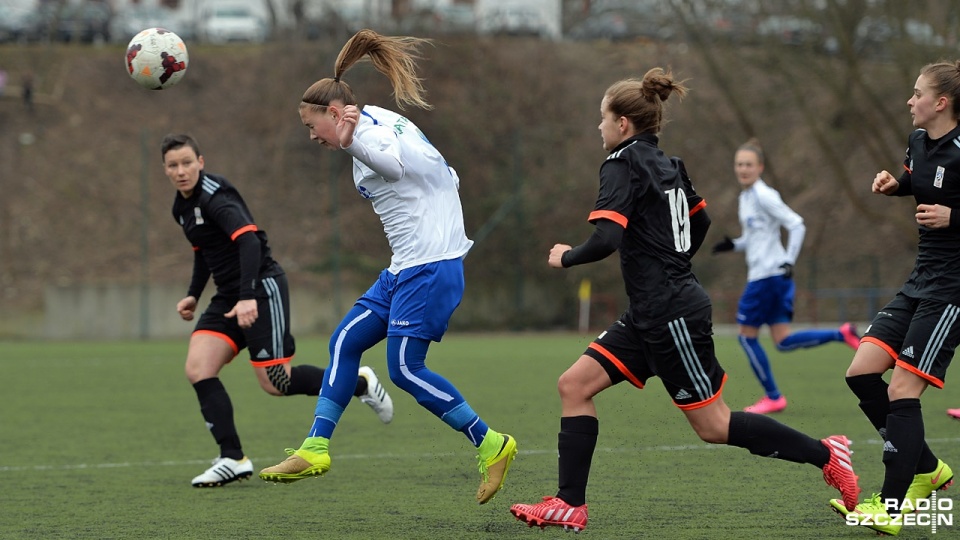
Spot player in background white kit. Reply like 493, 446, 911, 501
259, 29, 517, 504
713, 138, 860, 414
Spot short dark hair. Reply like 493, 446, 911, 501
161, 133, 201, 161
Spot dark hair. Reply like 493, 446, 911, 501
736, 137, 764, 165
300, 28, 433, 112
604, 67, 688, 134
160, 133, 201, 161
920, 60, 960, 119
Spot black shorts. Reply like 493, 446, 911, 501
862, 292, 959, 388
583, 305, 727, 410
194, 274, 296, 367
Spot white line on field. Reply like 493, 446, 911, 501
2, 437, 960, 473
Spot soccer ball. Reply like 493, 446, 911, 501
125, 28, 189, 90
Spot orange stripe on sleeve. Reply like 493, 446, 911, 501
588, 210, 628, 228
689, 199, 707, 216
230, 224, 258, 241
192, 246, 199, 252
903, 164, 912, 174
588, 342, 644, 388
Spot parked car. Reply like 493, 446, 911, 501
479, 8, 546, 38
399, 4, 476, 36
567, 10, 675, 42
567, 11, 630, 41
109, 5, 183, 44
755, 15, 823, 48
199, 4, 267, 43
823, 16, 946, 59
0, 4, 35, 43
5, 2, 60, 43
56, 1, 113, 44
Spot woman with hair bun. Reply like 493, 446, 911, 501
509, 68, 859, 532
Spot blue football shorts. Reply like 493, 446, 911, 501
357, 257, 465, 342
736, 275, 795, 328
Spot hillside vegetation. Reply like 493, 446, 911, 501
0, 37, 927, 330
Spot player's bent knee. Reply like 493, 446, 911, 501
262, 363, 290, 396
557, 372, 583, 401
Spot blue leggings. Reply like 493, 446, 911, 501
311, 305, 487, 445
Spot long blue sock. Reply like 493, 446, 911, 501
308, 304, 387, 439
739, 335, 780, 399
776, 329, 842, 351
386, 335, 488, 447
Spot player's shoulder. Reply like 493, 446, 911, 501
604, 140, 641, 163
199, 173, 238, 196
749, 180, 787, 206
908, 129, 926, 145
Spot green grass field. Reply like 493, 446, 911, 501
1, 333, 958, 539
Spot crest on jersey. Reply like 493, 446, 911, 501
935, 166, 945, 188
194, 206, 204, 224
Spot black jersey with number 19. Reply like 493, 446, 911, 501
591, 134, 711, 329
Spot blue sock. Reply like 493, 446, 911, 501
777, 329, 842, 351
309, 398, 343, 438
739, 335, 781, 399
308, 304, 387, 439
450, 403, 489, 447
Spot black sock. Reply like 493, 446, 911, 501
286, 365, 326, 396
193, 378, 243, 460
728, 412, 829, 466
881, 398, 925, 513
847, 374, 938, 473
556, 416, 598, 507
354, 372, 368, 397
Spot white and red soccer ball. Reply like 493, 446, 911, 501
125, 27, 188, 90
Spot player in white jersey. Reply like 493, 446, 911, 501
259, 29, 517, 505
713, 139, 860, 414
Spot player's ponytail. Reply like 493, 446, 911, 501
301, 29, 432, 112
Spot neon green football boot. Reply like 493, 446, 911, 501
903, 459, 953, 513
258, 447, 331, 483
476, 432, 518, 504
830, 493, 901, 536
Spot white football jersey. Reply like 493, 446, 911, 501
346, 105, 473, 273
733, 179, 805, 282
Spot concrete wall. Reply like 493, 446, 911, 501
41, 284, 348, 340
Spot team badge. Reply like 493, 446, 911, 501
934, 166, 945, 188
194, 206, 204, 224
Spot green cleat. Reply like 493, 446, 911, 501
830, 494, 901, 536
476, 434, 518, 504
259, 448, 331, 483
903, 459, 953, 513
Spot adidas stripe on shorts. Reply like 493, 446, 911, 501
862, 292, 960, 388
193, 273, 296, 366
583, 305, 727, 410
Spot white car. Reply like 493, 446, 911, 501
199, 4, 266, 43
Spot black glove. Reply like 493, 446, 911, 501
711, 236, 735, 254
780, 263, 794, 279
